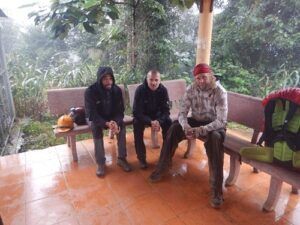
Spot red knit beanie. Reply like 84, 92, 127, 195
193, 63, 212, 76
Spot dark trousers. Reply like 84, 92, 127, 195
133, 118, 172, 161
156, 118, 225, 195
91, 121, 127, 165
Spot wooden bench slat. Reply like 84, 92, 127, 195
54, 125, 90, 137
224, 133, 257, 154
227, 92, 264, 130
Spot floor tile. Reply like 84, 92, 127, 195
77, 204, 131, 225
25, 173, 67, 202
25, 192, 76, 225
0, 129, 299, 225
178, 205, 234, 225
222, 195, 282, 225
63, 167, 98, 190
163, 217, 186, 225
70, 181, 118, 214
52, 216, 80, 225
0, 182, 26, 207
0, 203, 25, 225
0, 165, 25, 187
107, 169, 153, 203
152, 180, 206, 214
25, 148, 58, 164
283, 206, 300, 225
26, 159, 63, 179
59, 154, 95, 172
121, 192, 176, 225
0, 153, 26, 170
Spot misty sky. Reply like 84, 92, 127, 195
1, 0, 49, 25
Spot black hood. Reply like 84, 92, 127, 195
97, 66, 115, 86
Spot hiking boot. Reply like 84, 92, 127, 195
148, 169, 166, 183
210, 195, 224, 208
139, 159, 148, 169
96, 164, 105, 177
117, 158, 132, 172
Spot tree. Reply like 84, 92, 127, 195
212, 0, 300, 96
29, 0, 160, 71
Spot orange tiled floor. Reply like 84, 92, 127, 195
0, 128, 299, 225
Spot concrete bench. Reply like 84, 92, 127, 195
47, 79, 188, 160
222, 92, 299, 212
47, 85, 133, 161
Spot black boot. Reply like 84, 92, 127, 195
139, 159, 148, 169
96, 164, 105, 177
210, 189, 224, 208
117, 158, 132, 172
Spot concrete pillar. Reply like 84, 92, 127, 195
196, 0, 214, 65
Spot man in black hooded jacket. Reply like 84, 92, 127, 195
133, 70, 172, 169
85, 66, 132, 177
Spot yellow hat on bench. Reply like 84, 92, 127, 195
56, 115, 74, 132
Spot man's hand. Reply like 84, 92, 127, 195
151, 120, 160, 132
183, 124, 196, 140
105, 120, 120, 135
194, 126, 207, 137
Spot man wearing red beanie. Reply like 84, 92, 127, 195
149, 63, 228, 208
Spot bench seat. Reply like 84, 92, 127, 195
221, 92, 300, 212
54, 115, 134, 137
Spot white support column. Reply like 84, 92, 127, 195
196, 0, 214, 65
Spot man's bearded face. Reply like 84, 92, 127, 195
194, 73, 213, 90
101, 74, 113, 90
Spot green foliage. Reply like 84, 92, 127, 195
22, 118, 65, 149
9, 54, 48, 119
212, 61, 257, 95
8, 51, 98, 118
258, 67, 300, 97
212, 0, 300, 96
21, 117, 93, 150
30, 0, 120, 38
27, 0, 198, 78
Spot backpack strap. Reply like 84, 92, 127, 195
284, 101, 298, 129
257, 99, 276, 146
283, 101, 299, 151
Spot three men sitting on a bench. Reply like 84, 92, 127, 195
85, 64, 228, 208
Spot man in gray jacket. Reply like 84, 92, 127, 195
148, 63, 228, 208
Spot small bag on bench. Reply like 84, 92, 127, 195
69, 107, 87, 125
240, 88, 300, 169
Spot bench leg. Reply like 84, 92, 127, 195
253, 167, 259, 173
66, 137, 71, 147
69, 135, 78, 162
151, 130, 160, 149
263, 176, 282, 212
225, 154, 241, 186
184, 139, 196, 158
291, 186, 299, 194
